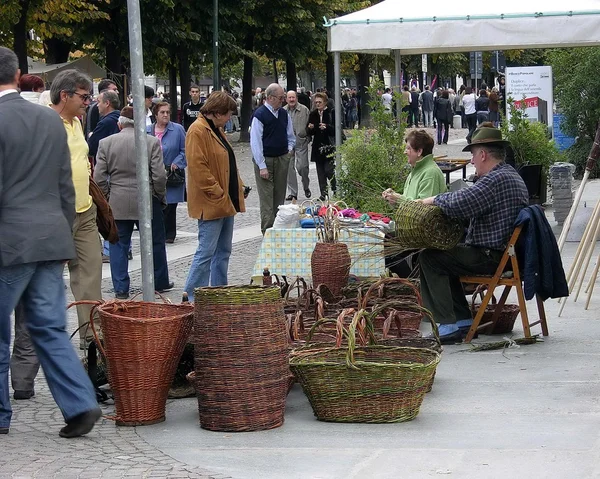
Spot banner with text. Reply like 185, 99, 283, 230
505, 66, 553, 131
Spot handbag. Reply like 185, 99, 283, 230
89, 177, 119, 244
166, 167, 185, 187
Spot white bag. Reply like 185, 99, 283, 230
273, 204, 300, 229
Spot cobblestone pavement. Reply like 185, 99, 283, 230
2, 128, 472, 478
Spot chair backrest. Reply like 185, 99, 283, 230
518, 164, 543, 199
488, 225, 524, 281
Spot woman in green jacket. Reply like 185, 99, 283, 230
382, 129, 446, 203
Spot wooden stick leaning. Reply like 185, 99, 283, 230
585, 251, 600, 309
572, 217, 600, 302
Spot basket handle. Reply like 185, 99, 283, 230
471, 284, 497, 312
283, 276, 309, 307
372, 300, 439, 345
68, 300, 106, 357
360, 277, 422, 309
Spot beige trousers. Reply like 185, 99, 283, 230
68, 202, 103, 345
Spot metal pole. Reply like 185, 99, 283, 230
213, 0, 220, 92
126, 0, 155, 302
474, 53, 478, 94
394, 51, 402, 128
334, 51, 342, 154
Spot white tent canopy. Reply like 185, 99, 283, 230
326, 0, 600, 54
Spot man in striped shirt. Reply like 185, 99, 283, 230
418, 126, 529, 343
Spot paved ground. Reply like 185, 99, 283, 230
5, 126, 599, 479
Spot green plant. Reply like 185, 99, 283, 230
564, 137, 600, 179
337, 80, 408, 213
500, 97, 564, 173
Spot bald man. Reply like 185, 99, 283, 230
284, 90, 311, 200
250, 83, 296, 233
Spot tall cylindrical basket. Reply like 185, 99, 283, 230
311, 242, 351, 297
91, 300, 194, 426
194, 285, 289, 432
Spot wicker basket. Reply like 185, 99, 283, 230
290, 311, 440, 423
393, 198, 463, 250
89, 300, 194, 426
471, 287, 520, 335
194, 285, 289, 432
311, 242, 351, 298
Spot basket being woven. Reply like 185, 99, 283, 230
289, 311, 440, 423
194, 285, 289, 432
90, 300, 194, 426
393, 198, 463, 250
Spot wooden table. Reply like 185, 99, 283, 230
436, 159, 470, 184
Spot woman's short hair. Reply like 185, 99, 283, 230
406, 129, 434, 157
19, 74, 44, 92
313, 92, 328, 104
200, 91, 237, 116
152, 101, 170, 116
441, 90, 449, 99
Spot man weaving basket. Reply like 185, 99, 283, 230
418, 126, 529, 343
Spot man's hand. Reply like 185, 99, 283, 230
307, 123, 314, 129
259, 168, 269, 179
171, 163, 178, 171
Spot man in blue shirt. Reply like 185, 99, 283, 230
418, 126, 529, 343
250, 83, 296, 234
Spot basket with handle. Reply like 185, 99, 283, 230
470, 285, 520, 334
194, 285, 289, 432
289, 309, 440, 423
74, 295, 194, 426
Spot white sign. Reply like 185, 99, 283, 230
505, 66, 553, 130
422, 54, 427, 73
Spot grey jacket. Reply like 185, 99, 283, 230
284, 103, 310, 139
94, 127, 166, 220
0, 92, 76, 266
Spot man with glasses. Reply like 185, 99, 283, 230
50, 69, 103, 350
250, 83, 296, 233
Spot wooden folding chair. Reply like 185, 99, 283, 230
460, 225, 549, 343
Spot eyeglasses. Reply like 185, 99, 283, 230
69, 91, 92, 102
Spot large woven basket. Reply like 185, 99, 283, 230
89, 300, 193, 426
194, 285, 289, 432
471, 287, 520, 335
311, 242, 351, 298
393, 198, 463, 250
290, 311, 440, 423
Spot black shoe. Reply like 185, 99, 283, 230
0, 427, 8, 435
128, 251, 133, 260
304, 189, 311, 199
59, 408, 102, 438
157, 282, 175, 293
165, 238, 175, 244
14, 390, 34, 400
286, 194, 297, 201
115, 292, 129, 300
318, 195, 327, 201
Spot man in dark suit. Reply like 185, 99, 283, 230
0, 47, 101, 437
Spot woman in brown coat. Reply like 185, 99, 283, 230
183, 92, 247, 300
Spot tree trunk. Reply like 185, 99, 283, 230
286, 60, 297, 93
44, 38, 72, 64
179, 47, 191, 110
105, 1, 126, 104
12, 0, 30, 74
168, 56, 178, 122
357, 54, 371, 127
326, 52, 334, 94
239, 35, 254, 143
273, 59, 278, 82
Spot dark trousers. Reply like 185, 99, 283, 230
419, 245, 503, 325
315, 159, 336, 198
110, 196, 170, 294
436, 120, 450, 144
10, 302, 40, 394
465, 114, 478, 143
409, 107, 419, 127
163, 203, 178, 241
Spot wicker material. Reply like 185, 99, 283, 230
471, 289, 520, 334
92, 301, 193, 426
341, 278, 421, 303
311, 242, 351, 298
194, 285, 289, 432
393, 198, 463, 250
290, 312, 440, 423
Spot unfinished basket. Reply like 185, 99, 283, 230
89, 300, 193, 426
194, 285, 289, 432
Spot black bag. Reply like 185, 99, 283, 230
166, 167, 185, 187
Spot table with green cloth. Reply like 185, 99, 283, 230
252, 227, 386, 280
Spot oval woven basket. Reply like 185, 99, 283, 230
92, 300, 194, 426
393, 198, 463, 250
194, 285, 289, 432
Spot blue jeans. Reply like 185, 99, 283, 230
184, 216, 234, 301
110, 196, 170, 294
0, 261, 98, 428
224, 119, 233, 133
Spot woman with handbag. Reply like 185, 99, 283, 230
148, 101, 187, 243
183, 92, 247, 300
307, 92, 336, 201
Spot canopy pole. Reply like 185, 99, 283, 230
334, 51, 342, 155
394, 51, 402, 128
127, 0, 155, 302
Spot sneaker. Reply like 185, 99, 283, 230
429, 323, 463, 344
157, 282, 175, 293
59, 408, 102, 438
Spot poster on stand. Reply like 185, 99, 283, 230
505, 66, 553, 133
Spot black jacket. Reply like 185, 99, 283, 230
307, 108, 335, 163
514, 205, 569, 301
434, 97, 453, 123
